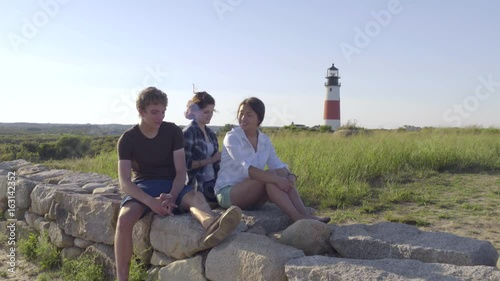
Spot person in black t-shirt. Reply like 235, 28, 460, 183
114, 87, 241, 281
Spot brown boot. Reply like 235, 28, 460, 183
203, 205, 242, 248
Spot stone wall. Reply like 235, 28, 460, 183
1, 159, 499, 280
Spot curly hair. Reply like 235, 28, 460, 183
136, 87, 168, 113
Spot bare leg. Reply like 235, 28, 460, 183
230, 178, 267, 209
180, 191, 216, 229
115, 202, 146, 281
265, 183, 310, 222
287, 185, 313, 217
287, 185, 331, 222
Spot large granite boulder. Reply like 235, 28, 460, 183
30, 183, 86, 215
158, 255, 207, 281
48, 221, 74, 248
55, 192, 121, 245
241, 203, 294, 234
57, 171, 113, 187
0, 169, 11, 212
330, 222, 499, 266
280, 219, 335, 256
17, 164, 50, 176
24, 211, 42, 229
82, 243, 116, 281
285, 256, 500, 281
81, 182, 107, 193
15, 177, 39, 209
0, 159, 30, 171
25, 169, 70, 183
150, 214, 208, 260
206, 232, 304, 281
150, 208, 247, 260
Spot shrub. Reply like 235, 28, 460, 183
18, 232, 39, 261
18, 231, 60, 270
129, 257, 148, 281
37, 232, 61, 270
62, 254, 105, 281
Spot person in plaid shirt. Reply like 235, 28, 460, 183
183, 91, 221, 205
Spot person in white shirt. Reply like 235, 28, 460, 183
214, 97, 330, 223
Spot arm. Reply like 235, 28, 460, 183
224, 133, 292, 190
118, 160, 151, 204
170, 148, 188, 202
247, 165, 294, 192
273, 167, 297, 185
184, 128, 220, 170
190, 155, 220, 169
266, 140, 296, 184
183, 129, 196, 171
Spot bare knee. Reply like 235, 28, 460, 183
116, 211, 140, 233
181, 191, 206, 208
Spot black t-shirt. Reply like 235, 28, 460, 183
117, 122, 184, 181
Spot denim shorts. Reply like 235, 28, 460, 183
121, 179, 194, 214
215, 185, 233, 209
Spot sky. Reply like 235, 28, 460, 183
0, 0, 499, 129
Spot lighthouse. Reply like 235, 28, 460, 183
324, 63, 341, 130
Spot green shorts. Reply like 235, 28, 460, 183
216, 185, 233, 209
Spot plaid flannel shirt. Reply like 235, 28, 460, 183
183, 120, 220, 193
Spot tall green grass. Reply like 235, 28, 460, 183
43, 128, 500, 210
272, 128, 500, 208
43, 151, 118, 179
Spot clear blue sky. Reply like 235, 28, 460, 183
1, 0, 499, 128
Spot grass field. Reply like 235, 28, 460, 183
42, 127, 500, 211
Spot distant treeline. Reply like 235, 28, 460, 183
0, 135, 118, 162
0, 123, 133, 136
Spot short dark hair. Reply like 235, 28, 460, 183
185, 91, 215, 119
136, 87, 168, 112
238, 97, 265, 126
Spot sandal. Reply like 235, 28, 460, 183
203, 205, 242, 248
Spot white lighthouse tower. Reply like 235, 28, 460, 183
324, 63, 341, 130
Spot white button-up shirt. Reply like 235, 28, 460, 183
214, 127, 287, 193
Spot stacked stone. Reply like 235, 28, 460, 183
0, 159, 499, 280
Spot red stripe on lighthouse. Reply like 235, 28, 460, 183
324, 100, 340, 119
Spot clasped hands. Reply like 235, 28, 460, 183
150, 193, 177, 216
274, 172, 297, 193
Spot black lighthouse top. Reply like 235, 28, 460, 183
325, 63, 341, 87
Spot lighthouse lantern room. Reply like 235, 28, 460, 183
324, 63, 341, 130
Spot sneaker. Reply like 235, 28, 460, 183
203, 205, 242, 248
